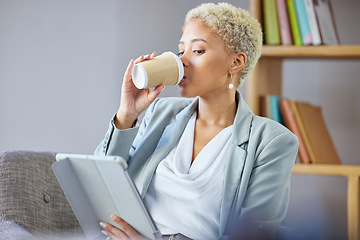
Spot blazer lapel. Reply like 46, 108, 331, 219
139, 98, 198, 197
219, 92, 254, 235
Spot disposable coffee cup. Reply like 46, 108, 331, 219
131, 52, 184, 89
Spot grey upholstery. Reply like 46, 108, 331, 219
0, 151, 84, 239
0, 151, 307, 240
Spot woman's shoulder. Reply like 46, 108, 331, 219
141, 97, 197, 126
149, 97, 195, 113
250, 115, 297, 141
153, 96, 194, 105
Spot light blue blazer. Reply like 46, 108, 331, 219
95, 92, 299, 239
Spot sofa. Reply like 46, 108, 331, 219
0, 151, 85, 240
0, 150, 307, 240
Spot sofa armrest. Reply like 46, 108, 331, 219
0, 151, 84, 238
0, 220, 37, 240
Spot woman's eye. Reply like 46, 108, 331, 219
177, 51, 184, 57
193, 50, 205, 55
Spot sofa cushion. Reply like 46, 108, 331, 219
0, 220, 37, 240
0, 151, 83, 237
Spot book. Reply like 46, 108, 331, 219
290, 100, 316, 162
249, 0, 266, 45
263, 0, 281, 45
292, 101, 341, 164
304, 0, 322, 45
270, 95, 284, 124
276, 0, 293, 45
286, 0, 302, 45
278, 99, 311, 163
313, 0, 340, 45
294, 0, 313, 45
260, 95, 283, 124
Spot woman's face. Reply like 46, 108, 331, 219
178, 19, 235, 98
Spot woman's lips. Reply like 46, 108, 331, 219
179, 76, 186, 85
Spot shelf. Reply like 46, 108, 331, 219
261, 45, 360, 58
246, 45, 360, 115
292, 164, 360, 240
247, 1, 360, 239
293, 164, 360, 176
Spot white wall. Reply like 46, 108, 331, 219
0, 0, 245, 153
0, 0, 181, 153
1, 0, 359, 239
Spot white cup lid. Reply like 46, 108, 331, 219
167, 52, 184, 84
131, 64, 148, 89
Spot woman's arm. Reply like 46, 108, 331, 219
115, 53, 164, 130
95, 53, 163, 157
94, 96, 160, 159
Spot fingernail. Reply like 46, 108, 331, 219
100, 222, 106, 228
128, 59, 134, 66
101, 230, 108, 236
110, 214, 116, 220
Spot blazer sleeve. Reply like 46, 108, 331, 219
232, 131, 299, 239
94, 116, 139, 159
94, 99, 161, 160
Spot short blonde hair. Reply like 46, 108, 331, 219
184, 2, 262, 87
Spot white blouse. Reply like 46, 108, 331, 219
143, 112, 233, 239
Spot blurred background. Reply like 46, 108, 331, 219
1, 0, 359, 239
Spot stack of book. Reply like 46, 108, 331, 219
260, 95, 341, 164
260, 0, 340, 46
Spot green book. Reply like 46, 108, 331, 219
270, 95, 284, 124
263, 0, 281, 45
286, 0, 302, 45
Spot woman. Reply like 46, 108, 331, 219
95, 3, 298, 240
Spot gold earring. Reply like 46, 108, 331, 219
229, 74, 234, 89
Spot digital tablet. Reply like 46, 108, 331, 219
52, 153, 161, 240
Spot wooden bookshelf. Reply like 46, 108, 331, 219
293, 164, 360, 176
247, 46, 360, 240
247, 1, 360, 239
246, 45, 360, 115
293, 164, 360, 240
261, 45, 360, 58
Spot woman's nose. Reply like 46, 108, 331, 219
180, 53, 188, 67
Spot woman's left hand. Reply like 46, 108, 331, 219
100, 214, 149, 240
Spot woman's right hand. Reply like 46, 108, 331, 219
115, 52, 164, 129
100, 215, 149, 240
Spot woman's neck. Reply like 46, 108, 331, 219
197, 93, 237, 128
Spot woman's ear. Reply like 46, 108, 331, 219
230, 52, 247, 74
